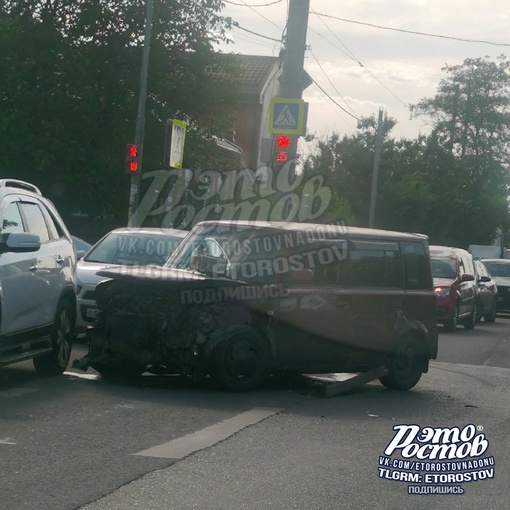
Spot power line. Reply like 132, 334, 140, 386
223, 0, 283, 6
309, 9, 408, 108
312, 12, 510, 47
308, 48, 359, 118
310, 77, 360, 121
238, 0, 282, 32
232, 22, 282, 42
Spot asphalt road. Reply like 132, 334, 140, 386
1, 317, 509, 510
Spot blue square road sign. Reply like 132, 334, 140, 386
268, 98, 305, 135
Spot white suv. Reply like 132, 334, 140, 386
0, 179, 77, 374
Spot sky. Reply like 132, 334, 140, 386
215, 0, 510, 141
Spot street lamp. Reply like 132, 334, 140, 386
127, 0, 154, 227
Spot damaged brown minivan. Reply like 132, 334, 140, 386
75, 221, 438, 392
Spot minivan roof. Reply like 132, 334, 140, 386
195, 220, 429, 242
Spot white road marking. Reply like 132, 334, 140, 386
0, 438, 16, 445
133, 407, 283, 460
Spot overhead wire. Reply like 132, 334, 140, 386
307, 48, 360, 119
309, 8, 408, 108
312, 12, 510, 47
231, 23, 283, 43
229, 6, 510, 120
238, 0, 283, 32
310, 76, 359, 122
223, 0, 283, 6
222, 4, 510, 135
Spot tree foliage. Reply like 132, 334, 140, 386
0, 0, 237, 235
303, 56, 510, 248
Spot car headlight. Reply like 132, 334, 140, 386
434, 287, 450, 296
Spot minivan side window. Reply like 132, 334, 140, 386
312, 241, 349, 285
401, 241, 431, 290
348, 240, 401, 288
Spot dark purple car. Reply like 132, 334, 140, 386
75, 221, 438, 392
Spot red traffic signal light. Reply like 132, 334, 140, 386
275, 151, 289, 163
273, 135, 293, 166
275, 135, 291, 149
125, 144, 140, 174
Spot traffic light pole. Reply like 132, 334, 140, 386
127, 0, 154, 228
279, 0, 309, 165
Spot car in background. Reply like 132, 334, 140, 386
0, 179, 77, 373
71, 235, 92, 259
480, 258, 510, 313
474, 260, 498, 323
75, 227, 187, 335
430, 245, 477, 332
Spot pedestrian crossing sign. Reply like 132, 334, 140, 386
268, 97, 305, 135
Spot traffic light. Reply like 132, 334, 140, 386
125, 144, 140, 174
274, 135, 291, 163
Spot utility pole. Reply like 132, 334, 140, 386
279, 0, 309, 165
369, 108, 384, 228
127, 0, 154, 227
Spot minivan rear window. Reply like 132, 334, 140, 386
402, 241, 432, 290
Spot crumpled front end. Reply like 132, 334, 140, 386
74, 275, 253, 379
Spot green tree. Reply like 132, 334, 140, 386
411, 55, 510, 247
302, 56, 510, 247
0, 0, 236, 234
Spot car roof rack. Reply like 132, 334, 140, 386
0, 179, 42, 195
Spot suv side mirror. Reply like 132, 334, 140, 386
479, 275, 491, 283
461, 273, 475, 282
0, 232, 41, 253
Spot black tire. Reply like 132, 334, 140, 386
379, 337, 424, 391
484, 299, 497, 323
463, 302, 477, 330
209, 326, 272, 392
443, 306, 459, 332
33, 299, 74, 375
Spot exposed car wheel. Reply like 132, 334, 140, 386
443, 306, 459, 332
210, 326, 272, 392
463, 302, 477, 330
33, 299, 74, 375
379, 337, 424, 391
484, 300, 497, 323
